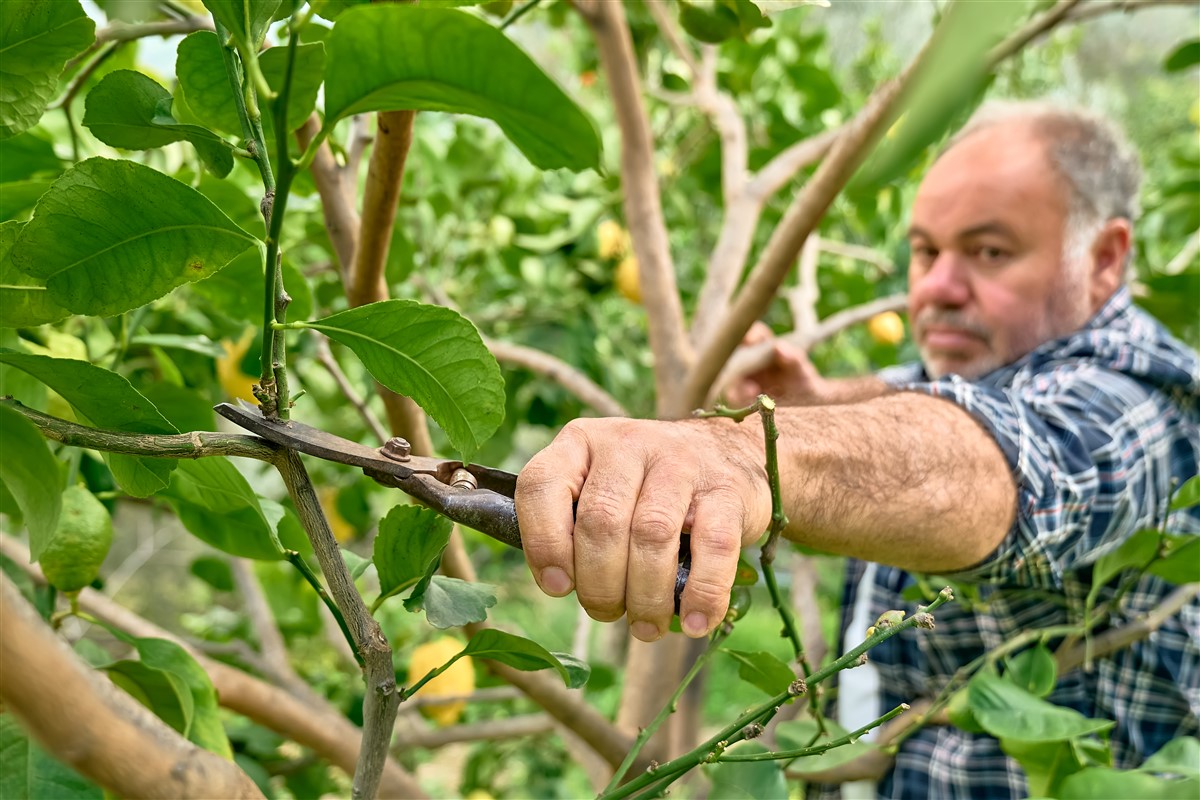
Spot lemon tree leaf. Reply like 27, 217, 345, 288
1005, 644, 1057, 698
134, 637, 232, 757
0, 352, 179, 498
0, 0, 95, 140
324, 5, 600, 171
297, 300, 504, 460
192, 250, 313, 323
341, 548, 371, 580
373, 504, 452, 609
1164, 39, 1200, 73
968, 672, 1114, 743
0, 179, 51, 222
105, 660, 195, 737
201, 0, 281, 50
0, 221, 68, 328
722, 649, 796, 696
0, 715, 100, 800
1091, 528, 1159, 598
176, 32, 326, 136
0, 404, 62, 559
461, 629, 586, 687
409, 575, 496, 629
1169, 475, 1200, 511
0, 131, 61, 182
162, 458, 307, 560
706, 743, 788, 800
1060, 768, 1199, 800
9, 158, 258, 317
1139, 736, 1200, 776
1148, 535, 1200, 585
82, 71, 233, 178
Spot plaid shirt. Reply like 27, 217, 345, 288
830, 287, 1200, 799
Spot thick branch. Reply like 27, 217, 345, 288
276, 451, 399, 800
2, 398, 279, 463
486, 338, 627, 417
350, 110, 416, 307
1056, 584, 1200, 673
297, 117, 359, 278
0, 535, 426, 799
579, 0, 693, 408
392, 714, 555, 751
681, 68, 910, 412
0, 574, 264, 799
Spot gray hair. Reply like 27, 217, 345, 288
947, 100, 1142, 271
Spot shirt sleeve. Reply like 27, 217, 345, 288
896, 365, 1174, 589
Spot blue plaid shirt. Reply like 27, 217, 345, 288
833, 287, 1200, 799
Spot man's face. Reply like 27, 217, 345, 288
906, 123, 1094, 379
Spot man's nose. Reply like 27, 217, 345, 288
911, 252, 971, 308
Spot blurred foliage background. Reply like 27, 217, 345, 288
2, 0, 1196, 796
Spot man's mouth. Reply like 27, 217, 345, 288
920, 327, 986, 351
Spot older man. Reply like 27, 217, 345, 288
515, 101, 1199, 796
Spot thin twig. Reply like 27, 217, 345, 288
314, 337, 389, 444
392, 713, 555, 750
500, 0, 543, 29
231, 558, 307, 693
485, 338, 628, 418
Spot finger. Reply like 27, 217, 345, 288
572, 455, 645, 622
741, 320, 773, 347
678, 491, 746, 637
624, 463, 693, 642
516, 424, 589, 597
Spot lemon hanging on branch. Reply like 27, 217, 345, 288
407, 637, 475, 726
867, 311, 905, 346
39, 485, 113, 595
616, 255, 641, 304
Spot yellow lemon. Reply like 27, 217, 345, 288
407, 638, 474, 726
597, 220, 629, 261
867, 311, 905, 346
217, 328, 259, 404
39, 486, 113, 594
319, 487, 355, 544
616, 255, 641, 304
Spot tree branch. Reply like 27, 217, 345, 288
0, 574, 264, 799
1056, 583, 1200, 673
749, 128, 842, 201
1, 398, 279, 463
297, 117, 359, 280
392, 714, 555, 751
579, 0, 693, 409
95, 16, 213, 44
0, 535, 427, 799
644, 0, 698, 74
485, 338, 628, 417
350, 110, 416, 307
231, 558, 307, 695
275, 451, 399, 800
315, 337, 389, 445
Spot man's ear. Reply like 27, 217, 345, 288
1089, 218, 1132, 311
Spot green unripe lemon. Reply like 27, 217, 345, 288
39, 486, 113, 593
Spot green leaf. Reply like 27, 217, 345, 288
0, 715, 101, 800
105, 659, 196, 736
342, 548, 372, 580
968, 672, 1114, 743
1000, 737, 1087, 799
1148, 536, 1200, 585
0, 221, 68, 328
722, 649, 796, 696
775, 718, 879, 775
201, 0, 282, 50
0, 0, 95, 140
1139, 737, 1200, 776
300, 300, 504, 459
410, 575, 496, 629
945, 685, 985, 733
1092, 528, 1159, 593
678, 1, 741, 44
162, 458, 298, 559
0, 178, 52, 221
324, 5, 601, 171
1169, 475, 1200, 511
851, 0, 1028, 189
461, 629, 578, 686
1005, 644, 1057, 698
0, 352, 178, 497
10, 158, 258, 317
706, 743, 788, 800
192, 249, 313, 323
190, 555, 235, 591
1060, 768, 1199, 800
82, 70, 233, 178
134, 637, 232, 757
373, 504, 452, 608
175, 33, 326, 136
0, 131, 61, 182
0, 403, 62, 559
1164, 39, 1200, 72
551, 651, 592, 690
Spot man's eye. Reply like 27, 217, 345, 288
911, 245, 937, 263
975, 246, 1008, 263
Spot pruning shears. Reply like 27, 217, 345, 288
214, 401, 691, 609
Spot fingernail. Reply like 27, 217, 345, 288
683, 612, 709, 637
630, 620, 660, 642
540, 567, 572, 596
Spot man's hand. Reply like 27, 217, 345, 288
724, 322, 829, 407
515, 418, 772, 642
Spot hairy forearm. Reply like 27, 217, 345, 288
807, 375, 891, 406
772, 392, 1016, 572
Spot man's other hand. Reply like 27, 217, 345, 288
725, 322, 829, 407
515, 418, 772, 642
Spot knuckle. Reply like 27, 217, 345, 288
576, 490, 628, 533
683, 573, 733, 614
631, 507, 682, 548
